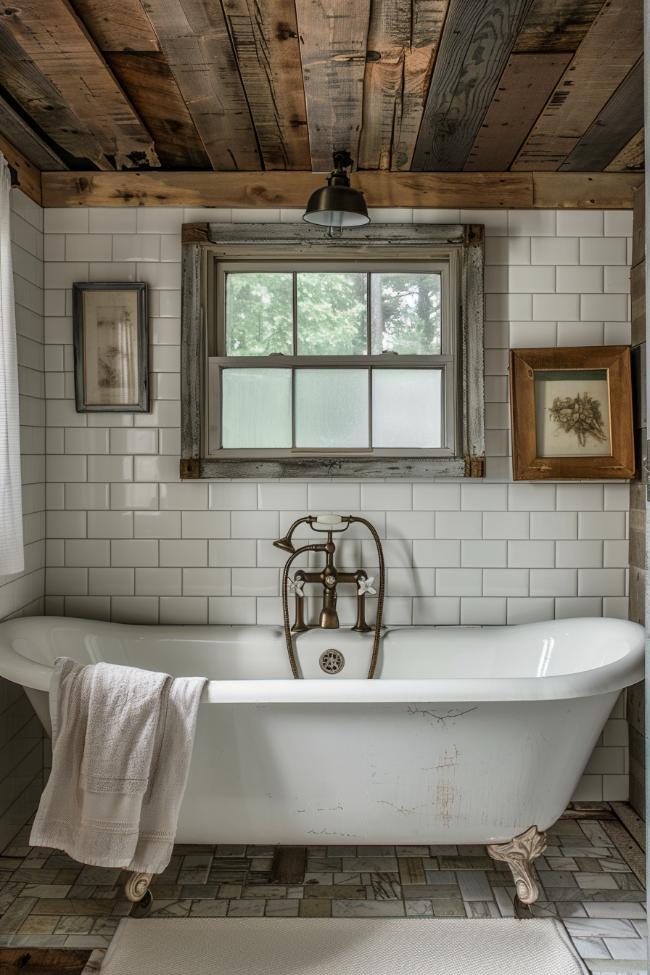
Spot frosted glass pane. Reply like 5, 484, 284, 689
297, 273, 367, 355
222, 369, 291, 448
295, 369, 368, 448
370, 273, 442, 354
372, 370, 442, 447
226, 273, 293, 355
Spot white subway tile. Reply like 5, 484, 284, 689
232, 567, 279, 597
111, 483, 158, 510
483, 511, 529, 539
89, 568, 134, 596
602, 596, 629, 619
88, 511, 133, 538
136, 567, 181, 596
209, 596, 257, 624
44, 234, 65, 261
556, 484, 603, 511
461, 539, 507, 568
111, 595, 159, 624
160, 482, 208, 510
182, 510, 230, 538
603, 265, 630, 293
412, 540, 460, 567
461, 483, 506, 510
557, 321, 604, 346
160, 596, 208, 624
530, 569, 577, 597
110, 429, 158, 454
134, 510, 181, 538
556, 541, 603, 568
486, 292, 532, 320
530, 237, 579, 265
361, 483, 412, 510
113, 234, 161, 262
485, 236, 530, 265
580, 236, 627, 265
66, 539, 110, 567
47, 510, 86, 538
509, 266, 555, 293
508, 483, 556, 511
44, 208, 89, 234
578, 512, 626, 539
581, 293, 628, 321
483, 568, 528, 597
64, 595, 110, 621
413, 597, 459, 625
134, 456, 178, 481
604, 211, 633, 236
47, 455, 86, 481
412, 484, 460, 510
231, 510, 279, 539
44, 262, 88, 289
87, 455, 132, 482
578, 569, 626, 597
460, 597, 506, 625
435, 510, 482, 539
529, 511, 577, 539
508, 211, 556, 237
506, 597, 554, 624
257, 482, 308, 510
386, 511, 434, 539
136, 208, 182, 234
210, 539, 257, 567
183, 568, 230, 597
151, 346, 180, 372
436, 568, 482, 596
209, 482, 258, 510
307, 483, 361, 510
556, 265, 603, 293
64, 428, 109, 455
159, 539, 207, 567
66, 234, 112, 262
159, 428, 181, 455
89, 209, 138, 233
533, 293, 580, 320
556, 211, 603, 236
484, 265, 508, 293
111, 539, 159, 567
604, 484, 630, 511
603, 540, 629, 568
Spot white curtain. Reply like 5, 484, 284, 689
0, 154, 24, 575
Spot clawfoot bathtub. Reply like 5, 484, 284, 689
0, 615, 643, 907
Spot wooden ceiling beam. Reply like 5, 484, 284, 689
412, 0, 536, 171
142, 0, 261, 171
295, 0, 371, 172
606, 129, 644, 174
513, 0, 607, 53
512, 0, 643, 171
0, 133, 42, 204
358, 0, 448, 172
69, 0, 161, 51
0, 92, 66, 171
221, 0, 310, 170
464, 53, 571, 172
40, 170, 640, 209
561, 59, 644, 172
0, 0, 158, 169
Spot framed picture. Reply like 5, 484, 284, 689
73, 282, 149, 412
509, 346, 634, 480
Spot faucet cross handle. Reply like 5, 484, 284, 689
358, 576, 376, 596
289, 576, 305, 598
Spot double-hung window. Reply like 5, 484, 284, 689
181, 223, 484, 479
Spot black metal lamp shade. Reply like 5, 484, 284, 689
303, 157, 370, 228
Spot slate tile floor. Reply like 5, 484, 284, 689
0, 803, 645, 975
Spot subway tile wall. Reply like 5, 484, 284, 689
0, 189, 46, 849
40, 205, 632, 801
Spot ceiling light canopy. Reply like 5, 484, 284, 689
303, 150, 370, 230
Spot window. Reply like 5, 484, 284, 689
181, 223, 484, 478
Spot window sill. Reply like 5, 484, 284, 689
179, 455, 485, 479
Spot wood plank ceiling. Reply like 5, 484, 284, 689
0, 0, 643, 176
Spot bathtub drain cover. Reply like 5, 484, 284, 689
319, 649, 345, 674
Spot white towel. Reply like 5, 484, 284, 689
30, 657, 206, 875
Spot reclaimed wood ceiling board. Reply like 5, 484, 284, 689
358, 0, 448, 171
0, 0, 643, 175
295, 0, 371, 172
513, 0, 644, 171
0, 0, 159, 169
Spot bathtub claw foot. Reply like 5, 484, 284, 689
487, 825, 546, 905
124, 871, 153, 904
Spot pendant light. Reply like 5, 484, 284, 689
303, 150, 370, 232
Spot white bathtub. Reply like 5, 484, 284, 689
0, 615, 643, 848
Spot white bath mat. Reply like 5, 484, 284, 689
99, 917, 588, 975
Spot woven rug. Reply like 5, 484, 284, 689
99, 917, 588, 975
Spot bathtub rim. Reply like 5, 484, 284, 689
0, 615, 643, 705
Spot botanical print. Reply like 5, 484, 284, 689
82, 292, 139, 407
534, 370, 611, 458
547, 391, 608, 448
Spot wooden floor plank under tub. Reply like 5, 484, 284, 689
0, 949, 91, 973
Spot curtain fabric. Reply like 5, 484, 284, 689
0, 155, 24, 575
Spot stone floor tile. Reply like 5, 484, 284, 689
466, 901, 500, 918
585, 903, 647, 920
299, 898, 331, 917
217, 884, 242, 899
576, 874, 619, 890
189, 900, 228, 917
405, 899, 433, 917
10, 934, 68, 947
53, 916, 94, 935
181, 884, 219, 899
332, 899, 405, 917
566, 918, 638, 939
432, 899, 466, 918
91, 917, 119, 936
65, 935, 111, 948
571, 937, 611, 960
493, 887, 515, 918
265, 899, 300, 917
148, 899, 192, 918
0, 896, 37, 933
18, 916, 59, 934
605, 938, 647, 961
537, 870, 578, 888
457, 870, 492, 900
333, 873, 361, 885
227, 899, 265, 917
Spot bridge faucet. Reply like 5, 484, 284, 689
272, 514, 385, 679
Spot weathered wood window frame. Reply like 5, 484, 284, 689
181, 223, 485, 479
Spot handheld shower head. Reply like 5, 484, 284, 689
272, 534, 295, 554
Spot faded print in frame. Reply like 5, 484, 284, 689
73, 282, 149, 412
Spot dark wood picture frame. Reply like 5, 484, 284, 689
73, 282, 149, 413
509, 346, 634, 480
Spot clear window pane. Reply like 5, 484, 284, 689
295, 369, 369, 448
297, 273, 367, 355
372, 369, 442, 447
370, 273, 442, 354
226, 273, 293, 356
222, 369, 291, 448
